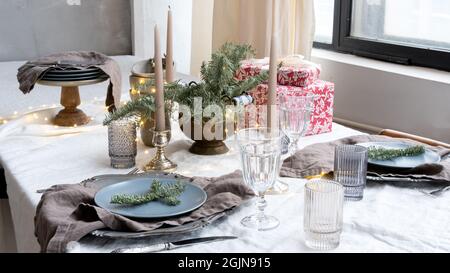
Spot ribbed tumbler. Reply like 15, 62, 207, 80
304, 180, 344, 250
334, 145, 368, 201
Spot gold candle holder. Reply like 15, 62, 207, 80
144, 129, 177, 172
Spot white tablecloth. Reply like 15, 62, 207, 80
0, 55, 140, 252
0, 102, 449, 253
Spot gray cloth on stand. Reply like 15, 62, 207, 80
17, 51, 121, 111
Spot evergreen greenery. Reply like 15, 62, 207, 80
110, 180, 186, 206
104, 43, 268, 125
103, 95, 156, 125
368, 145, 425, 161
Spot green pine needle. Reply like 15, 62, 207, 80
103, 95, 156, 126
368, 145, 426, 161
103, 42, 268, 125
110, 180, 186, 206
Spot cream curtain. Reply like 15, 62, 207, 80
212, 0, 315, 59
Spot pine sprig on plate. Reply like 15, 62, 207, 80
110, 180, 186, 206
368, 145, 426, 161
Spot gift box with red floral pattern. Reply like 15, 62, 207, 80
244, 80, 334, 136
236, 57, 321, 88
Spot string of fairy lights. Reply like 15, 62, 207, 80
0, 97, 126, 128
0, 85, 244, 159
0, 103, 58, 125
0, 96, 157, 155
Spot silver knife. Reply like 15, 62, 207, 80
367, 175, 435, 183
92, 212, 227, 239
111, 236, 237, 253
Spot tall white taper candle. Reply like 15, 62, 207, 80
267, 0, 278, 130
166, 6, 174, 83
154, 24, 166, 132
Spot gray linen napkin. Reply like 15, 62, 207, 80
35, 170, 253, 253
17, 51, 121, 111
280, 135, 450, 181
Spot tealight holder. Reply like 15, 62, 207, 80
108, 118, 137, 169
144, 129, 177, 172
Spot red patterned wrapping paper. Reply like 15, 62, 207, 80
236, 58, 321, 88
244, 80, 334, 136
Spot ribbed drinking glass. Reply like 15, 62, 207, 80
333, 145, 368, 201
304, 180, 344, 250
237, 127, 281, 231
108, 118, 137, 169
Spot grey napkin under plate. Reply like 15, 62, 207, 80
35, 171, 253, 253
17, 51, 121, 111
280, 135, 450, 182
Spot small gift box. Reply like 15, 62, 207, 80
236, 56, 321, 88
245, 80, 334, 136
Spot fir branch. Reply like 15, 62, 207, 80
110, 180, 186, 206
168, 43, 262, 111
226, 70, 269, 100
368, 145, 426, 161
103, 95, 156, 125
103, 42, 266, 125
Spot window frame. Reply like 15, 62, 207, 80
313, 0, 450, 72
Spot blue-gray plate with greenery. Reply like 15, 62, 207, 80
94, 177, 207, 219
357, 142, 441, 169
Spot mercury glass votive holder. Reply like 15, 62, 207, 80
108, 118, 137, 169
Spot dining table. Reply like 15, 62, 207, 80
0, 94, 449, 253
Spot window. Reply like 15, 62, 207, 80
314, 0, 450, 71
314, 0, 335, 44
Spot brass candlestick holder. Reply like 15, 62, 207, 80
144, 129, 177, 172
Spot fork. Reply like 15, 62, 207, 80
80, 167, 140, 184
421, 185, 450, 198
418, 155, 450, 197
36, 167, 141, 193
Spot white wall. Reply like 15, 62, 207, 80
0, 0, 131, 61
190, 0, 214, 77
132, 0, 193, 74
312, 49, 450, 143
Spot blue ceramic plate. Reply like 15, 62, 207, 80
44, 71, 103, 78
48, 67, 101, 74
357, 142, 441, 169
41, 75, 104, 81
94, 178, 207, 219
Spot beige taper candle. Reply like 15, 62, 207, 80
166, 6, 174, 83
154, 24, 166, 132
267, 0, 278, 130
267, 35, 278, 130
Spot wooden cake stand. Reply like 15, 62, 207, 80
37, 77, 108, 127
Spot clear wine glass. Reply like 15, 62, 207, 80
237, 127, 282, 231
278, 92, 315, 174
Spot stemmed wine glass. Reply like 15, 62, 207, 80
237, 127, 282, 231
276, 92, 315, 188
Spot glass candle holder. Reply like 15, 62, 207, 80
108, 118, 137, 169
304, 180, 344, 251
334, 145, 368, 201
